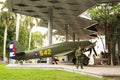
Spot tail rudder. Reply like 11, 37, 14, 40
9, 41, 24, 60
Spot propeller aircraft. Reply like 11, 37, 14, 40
9, 41, 97, 65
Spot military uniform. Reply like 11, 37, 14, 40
75, 49, 84, 69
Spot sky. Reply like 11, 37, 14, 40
0, 0, 5, 2
31, 26, 57, 35
79, 10, 92, 20
32, 26, 48, 35
0, 0, 8, 12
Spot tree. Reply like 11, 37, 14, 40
0, 25, 4, 57
20, 15, 43, 50
0, 0, 17, 63
88, 2, 120, 65
30, 31, 43, 49
19, 25, 29, 50
20, 15, 35, 50
0, 11, 16, 62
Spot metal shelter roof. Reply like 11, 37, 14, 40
7, 0, 119, 40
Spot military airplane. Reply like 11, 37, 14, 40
9, 41, 97, 65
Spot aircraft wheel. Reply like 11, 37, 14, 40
19, 60, 23, 65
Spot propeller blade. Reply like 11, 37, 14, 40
89, 48, 92, 55
92, 47, 97, 56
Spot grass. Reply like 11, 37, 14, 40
0, 64, 119, 80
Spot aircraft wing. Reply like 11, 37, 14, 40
54, 50, 75, 56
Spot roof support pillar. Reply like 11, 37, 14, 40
48, 7, 53, 45
47, 7, 53, 64
65, 25, 68, 42
72, 33, 75, 42
16, 14, 20, 41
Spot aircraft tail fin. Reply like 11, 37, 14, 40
9, 41, 25, 60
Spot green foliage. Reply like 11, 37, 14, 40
19, 15, 42, 50
6, 23, 16, 57
0, 11, 16, 57
88, 2, 120, 43
19, 25, 29, 50
0, 25, 4, 56
20, 15, 34, 29
0, 12, 16, 26
31, 31, 43, 49
0, 0, 17, 58
88, 2, 120, 25
88, 2, 120, 65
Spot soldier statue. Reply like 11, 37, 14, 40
75, 45, 84, 69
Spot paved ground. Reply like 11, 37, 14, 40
6, 62, 120, 78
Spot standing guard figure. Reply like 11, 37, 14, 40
75, 45, 84, 69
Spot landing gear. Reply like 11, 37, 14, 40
19, 60, 23, 65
